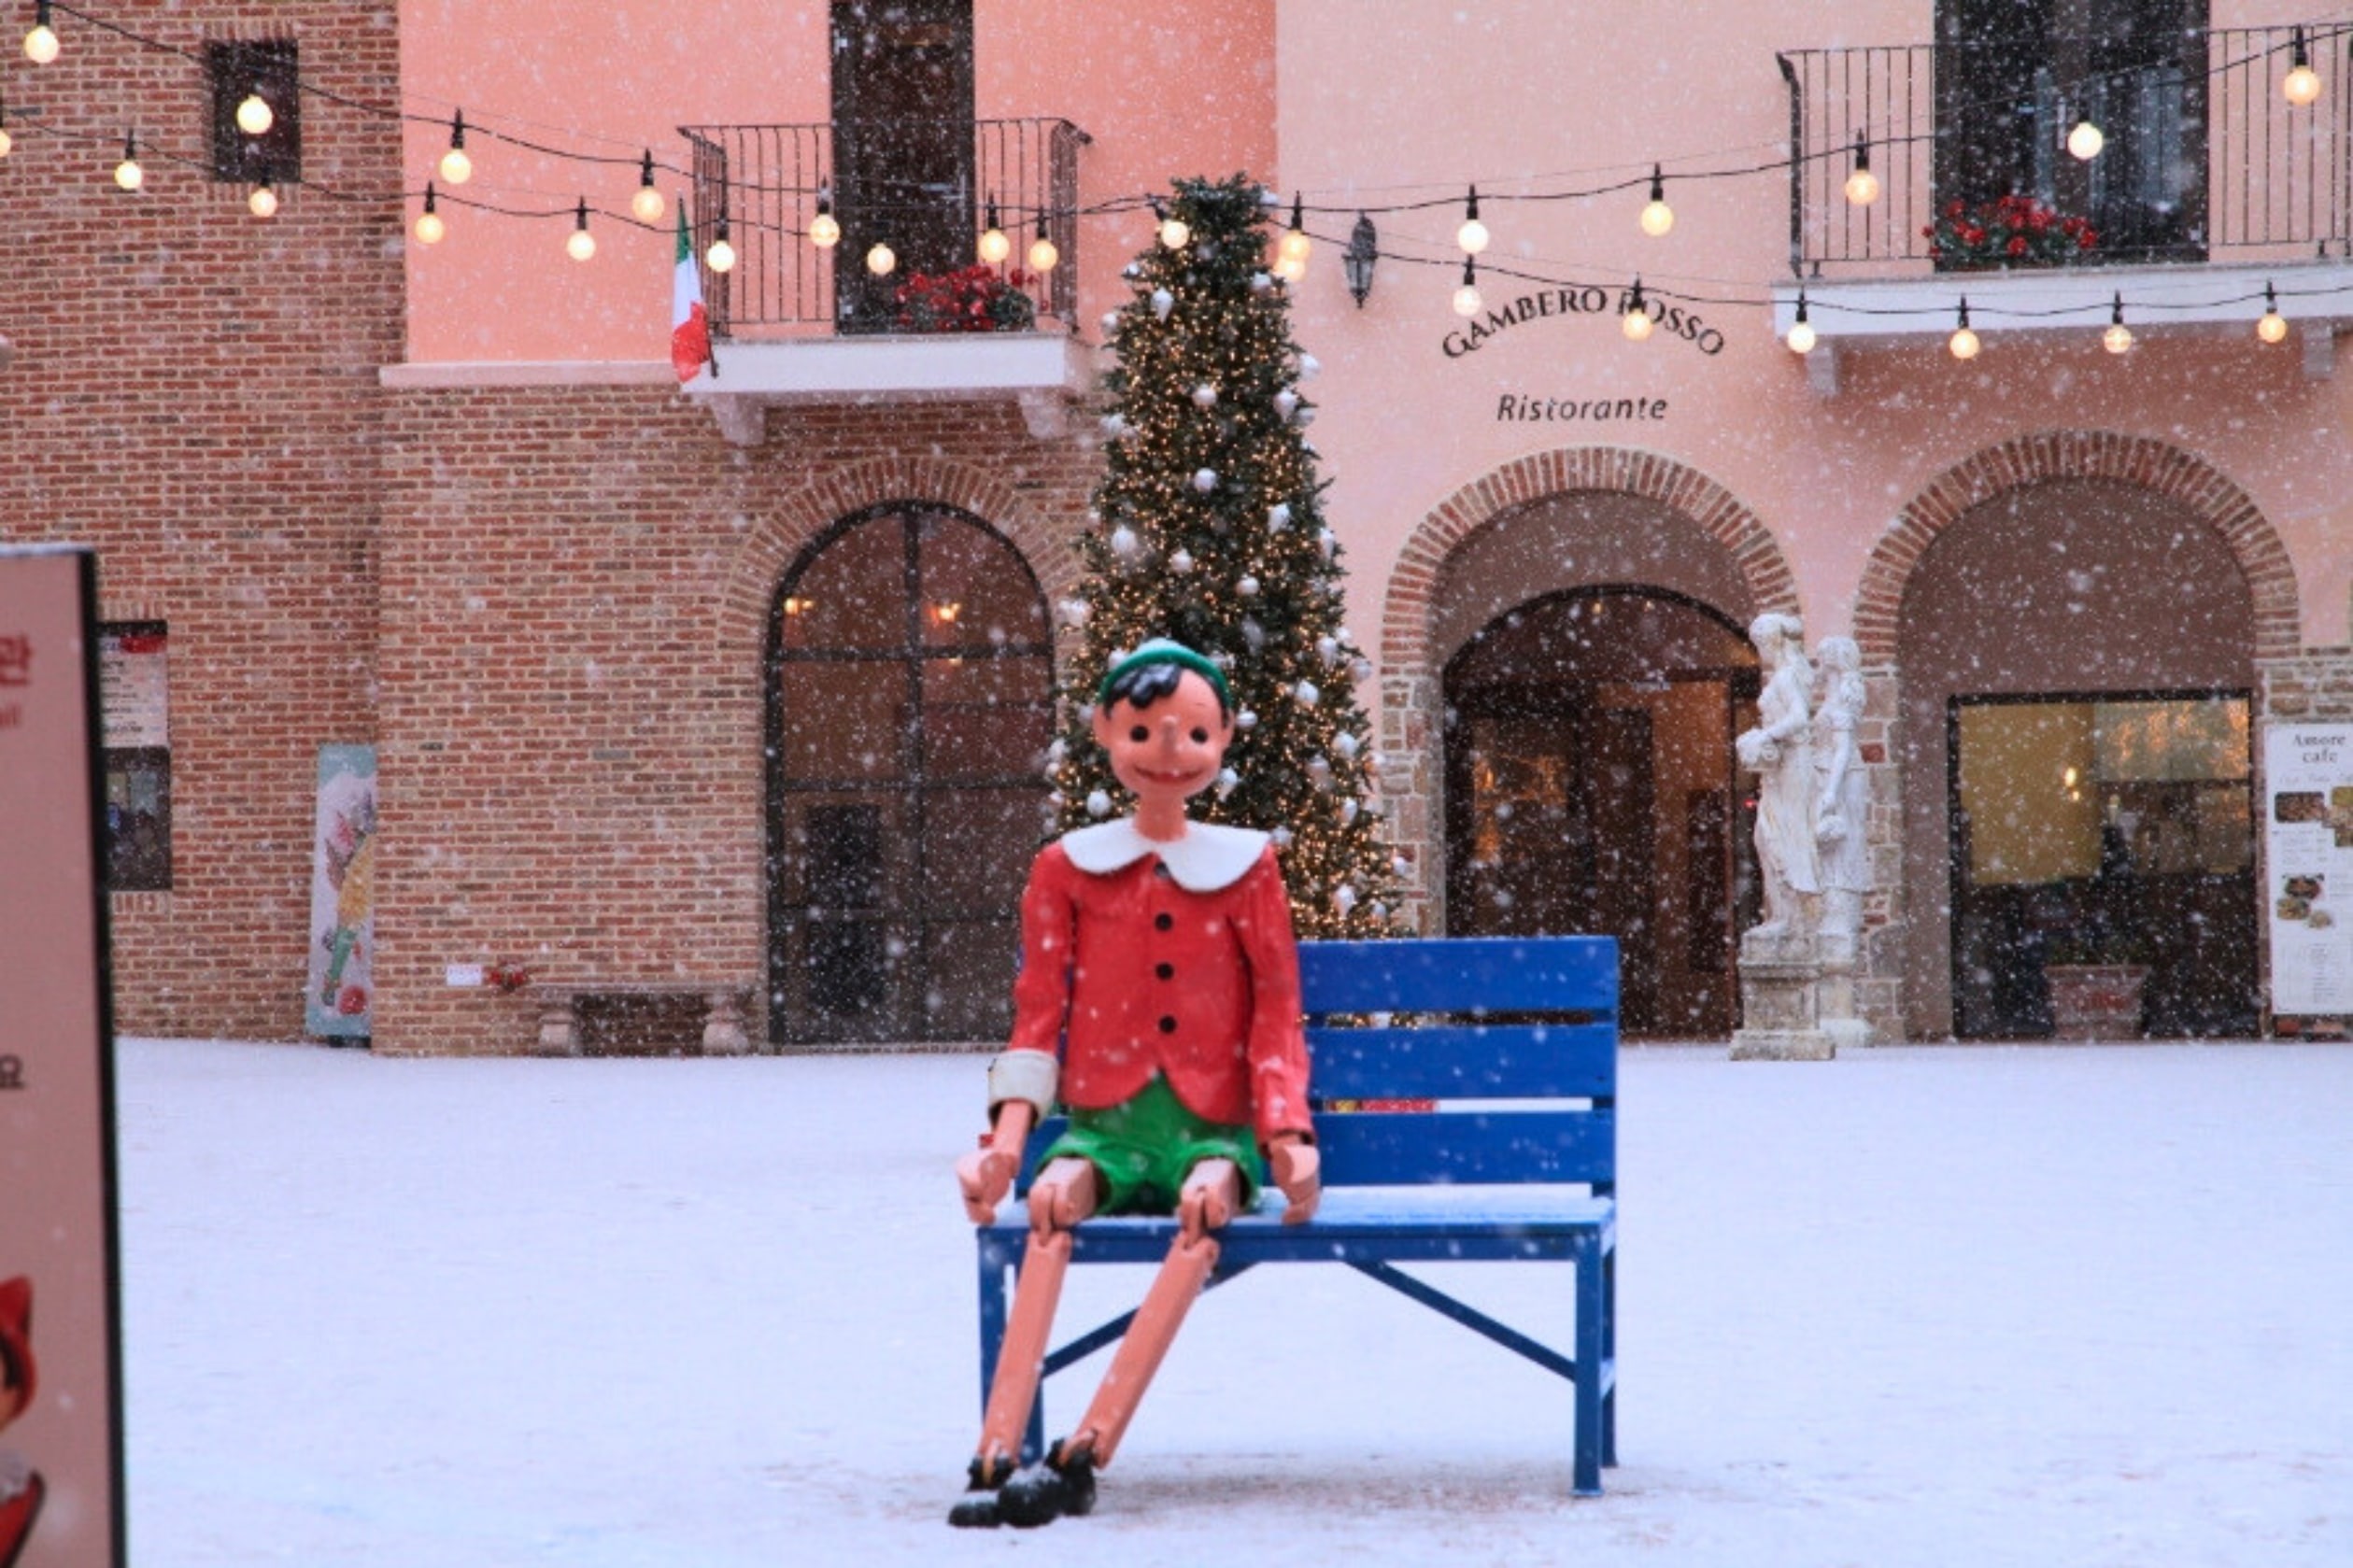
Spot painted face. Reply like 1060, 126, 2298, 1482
1091, 668, 1233, 813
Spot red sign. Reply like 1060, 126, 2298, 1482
0, 546, 127, 1567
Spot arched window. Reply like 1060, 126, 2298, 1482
766, 504, 1051, 1045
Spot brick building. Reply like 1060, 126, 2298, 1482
7, 2, 2351, 1052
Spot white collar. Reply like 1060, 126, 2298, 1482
1059, 817, 1270, 892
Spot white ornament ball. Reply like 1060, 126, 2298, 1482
1335, 884, 1358, 914
1308, 755, 1333, 787
1317, 635, 1340, 664
1269, 502, 1293, 531
1393, 855, 1412, 878
1352, 656, 1374, 683
1237, 709, 1258, 730
1110, 525, 1141, 558
1193, 468, 1218, 493
1293, 406, 1316, 428
1100, 311, 1122, 338
1169, 548, 1195, 574
1274, 389, 1300, 418
1335, 732, 1361, 759
1296, 680, 1322, 706
1099, 413, 1128, 440
1238, 574, 1260, 597
1123, 261, 1143, 280
1298, 353, 1322, 380
1259, 188, 1284, 209
1086, 790, 1113, 818
1271, 826, 1294, 848
1342, 798, 1360, 824
1251, 272, 1274, 295
1216, 767, 1240, 798
1152, 288, 1175, 320
1192, 383, 1219, 409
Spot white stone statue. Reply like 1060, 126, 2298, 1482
1810, 636, 1872, 939
1735, 613, 1819, 940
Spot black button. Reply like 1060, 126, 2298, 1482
1155, 962, 1174, 980
1154, 863, 1172, 879
1158, 1016, 1177, 1034
1154, 912, 1173, 931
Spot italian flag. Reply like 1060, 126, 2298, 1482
671, 206, 711, 384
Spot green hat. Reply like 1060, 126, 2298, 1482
1096, 638, 1230, 707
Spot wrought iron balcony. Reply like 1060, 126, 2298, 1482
679, 118, 1088, 338
1778, 21, 2353, 276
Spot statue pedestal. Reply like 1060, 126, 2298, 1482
1815, 927, 1873, 1053
1730, 928, 1836, 1061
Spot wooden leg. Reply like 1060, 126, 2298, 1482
1573, 1233, 1607, 1497
973, 1159, 1097, 1470
1064, 1158, 1239, 1468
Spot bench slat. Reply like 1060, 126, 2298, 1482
1297, 936, 1619, 1016
1314, 1108, 1614, 1188
1308, 1022, 1617, 1099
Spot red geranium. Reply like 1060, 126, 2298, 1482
1924, 194, 2096, 265
893, 265, 1039, 333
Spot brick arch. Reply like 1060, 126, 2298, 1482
716, 453, 1074, 665
1380, 446, 1798, 672
1853, 431, 2300, 665
1373, 446, 1795, 934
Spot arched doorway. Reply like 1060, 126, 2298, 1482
1444, 588, 1761, 1037
1895, 477, 2261, 1038
764, 502, 1052, 1045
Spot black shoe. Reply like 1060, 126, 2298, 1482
945, 1454, 1016, 1528
996, 1440, 1097, 1528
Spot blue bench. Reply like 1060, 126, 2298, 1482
973, 934, 1621, 1495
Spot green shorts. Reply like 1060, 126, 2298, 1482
1036, 1074, 1265, 1216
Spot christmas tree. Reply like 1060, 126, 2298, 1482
1048, 175, 1402, 939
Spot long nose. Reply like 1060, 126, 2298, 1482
1157, 713, 1183, 750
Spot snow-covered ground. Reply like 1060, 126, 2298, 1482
116, 1037, 2349, 1567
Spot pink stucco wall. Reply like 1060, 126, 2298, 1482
399, 1, 1277, 364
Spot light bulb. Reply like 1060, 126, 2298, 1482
978, 222, 1010, 264
1638, 165, 1673, 236
1270, 253, 1304, 284
1949, 325, 1979, 360
1452, 258, 1481, 317
23, 27, 57, 66
1786, 310, 1816, 353
1158, 215, 1190, 249
2285, 64, 2321, 106
414, 209, 445, 245
808, 211, 840, 248
567, 201, 595, 261
236, 94, 274, 136
1623, 304, 1655, 340
0, 127, 13, 160
867, 241, 897, 275
2259, 286, 2289, 343
631, 154, 666, 224
2066, 120, 2105, 160
2103, 322, 2133, 354
706, 233, 737, 274
1027, 233, 1057, 273
248, 182, 278, 219
114, 134, 143, 191
439, 145, 472, 185
1280, 192, 1311, 266
1456, 186, 1488, 253
1842, 135, 1878, 205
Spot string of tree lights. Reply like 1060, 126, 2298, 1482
10, 0, 2353, 344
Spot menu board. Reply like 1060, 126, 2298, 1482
2261, 722, 2353, 1022
0, 546, 128, 1567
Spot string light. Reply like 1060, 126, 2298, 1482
808, 185, 839, 248
2258, 281, 2289, 343
438, 110, 472, 185
1622, 277, 1654, 340
2102, 292, 2133, 354
114, 130, 143, 191
2066, 119, 2104, 160
1455, 186, 1488, 253
705, 214, 736, 273
565, 198, 595, 261
1452, 256, 1481, 317
1026, 213, 1056, 274
235, 93, 274, 137
631, 150, 666, 224
1785, 290, 1816, 354
412, 183, 446, 244
1949, 297, 1979, 360
1155, 201, 1189, 250
1278, 192, 1311, 270
979, 197, 1010, 263
1638, 165, 1673, 236
23, 0, 56, 65
248, 166, 277, 219
867, 239, 898, 275
0, 91, 11, 159
2283, 25, 2321, 106
1842, 135, 1878, 206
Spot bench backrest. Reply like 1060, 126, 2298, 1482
1016, 935, 1618, 1198
1300, 936, 1618, 1195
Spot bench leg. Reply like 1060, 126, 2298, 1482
1602, 1241, 1618, 1469
1573, 1234, 1607, 1497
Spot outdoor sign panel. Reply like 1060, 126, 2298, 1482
0, 545, 128, 1567
2261, 721, 2353, 1024
305, 743, 377, 1040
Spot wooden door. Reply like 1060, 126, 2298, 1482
830, 0, 975, 330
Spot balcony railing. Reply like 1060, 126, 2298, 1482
1779, 22, 2353, 277
679, 118, 1088, 340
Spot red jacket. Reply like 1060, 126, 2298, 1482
1006, 819, 1311, 1148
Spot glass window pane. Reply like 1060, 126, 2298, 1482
917, 513, 1045, 648
922, 655, 1051, 781
781, 515, 906, 651
776, 660, 911, 782
923, 919, 1018, 1039
921, 787, 1046, 915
